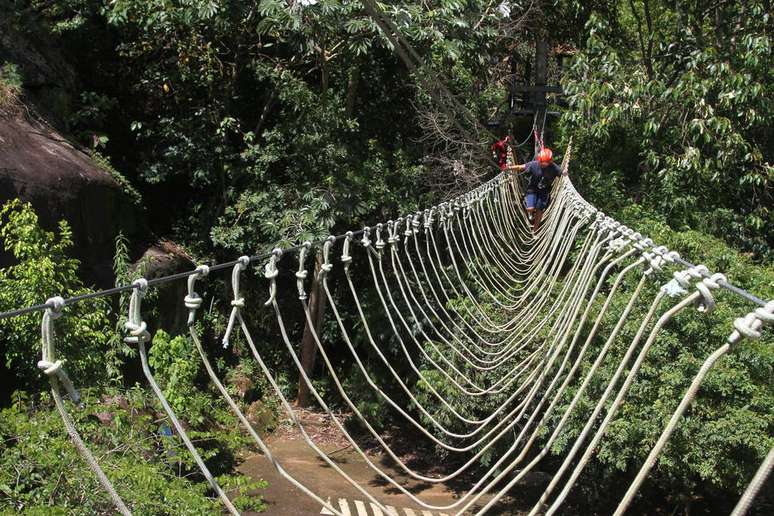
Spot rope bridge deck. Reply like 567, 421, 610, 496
4, 145, 773, 515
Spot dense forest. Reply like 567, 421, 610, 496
0, 0, 771, 514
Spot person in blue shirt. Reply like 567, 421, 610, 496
508, 147, 565, 231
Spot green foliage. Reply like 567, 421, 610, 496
418, 220, 773, 511
0, 200, 113, 391
0, 61, 22, 113
90, 151, 143, 207
0, 387, 266, 514
147, 330, 208, 425
570, 212, 774, 507
559, 0, 773, 258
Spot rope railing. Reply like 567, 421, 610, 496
2, 142, 772, 516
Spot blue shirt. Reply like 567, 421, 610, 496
523, 160, 561, 193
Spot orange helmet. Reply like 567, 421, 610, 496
537, 147, 553, 163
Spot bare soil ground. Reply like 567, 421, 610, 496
238, 408, 549, 515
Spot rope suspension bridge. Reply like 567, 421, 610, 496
4, 142, 773, 515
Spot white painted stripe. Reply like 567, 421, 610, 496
320, 497, 335, 515
322, 499, 450, 516
384, 505, 400, 516
354, 499, 368, 516
338, 498, 352, 516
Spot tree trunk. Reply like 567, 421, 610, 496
345, 64, 360, 118
296, 256, 327, 408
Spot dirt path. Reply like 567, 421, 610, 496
238, 411, 539, 515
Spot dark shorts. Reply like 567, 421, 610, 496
525, 191, 549, 210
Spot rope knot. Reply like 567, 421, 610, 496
320, 236, 336, 277
664, 250, 681, 263
263, 248, 282, 306
727, 301, 774, 344
39, 297, 81, 403
375, 223, 385, 250
341, 231, 354, 264
184, 294, 203, 310
361, 227, 371, 248
236, 255, 250, 270
222, 259, 250, 348
38, 359, 64, 376
47, 296, 65, 319
693, 270, 720, 313
701, 272, 727, 289
387, 220, 401, 245
643, 252, 664, 274
184, 265, 210, 325
124, 280, 150, 346
423, 210, 433, 230
404, 215, 414, 237
673, 269, 693, 288
754, 301, 774, 324
733, 313, 762, 340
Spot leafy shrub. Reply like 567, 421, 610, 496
0, 387, 266, 514
0, 62, 22, 114
0, 200, 113, 392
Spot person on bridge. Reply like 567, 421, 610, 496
491, 135, 511, 171
508, 147, 565, 231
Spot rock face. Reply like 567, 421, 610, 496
0, 113, 139, 285
0, 4, 142, 287
133, 240, 195, 333
0, 2, 79, 127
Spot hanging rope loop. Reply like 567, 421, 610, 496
423, 209, 433, 231
264, 248, 282, 306
296, 242, 312, 301
342, 231, 354, 265
412, 213, 421, 234
124, 278, 150, 346
404, 215, 414, 238
642, 251, 664, 275
320, 236, 335, 278
375, 223, 385, 250
361, 227, 371, 248
387, 220, 399, 245
691, 266, 719, 313
729, 301, 774, 344
184, 265, 210, 326
222, 256, 250, 348
38, 296, 80, 403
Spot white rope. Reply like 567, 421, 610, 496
127, 278, 239, 516
40, 297, 132, 516
29, 139, 772, 515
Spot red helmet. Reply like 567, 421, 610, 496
538, 147, 553, 163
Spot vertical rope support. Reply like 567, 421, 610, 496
222, 256, 250, 348
732, 447, 774, 516
127, 278, 239, 516
40, 297, 132, 516
615, 298, 774, 515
